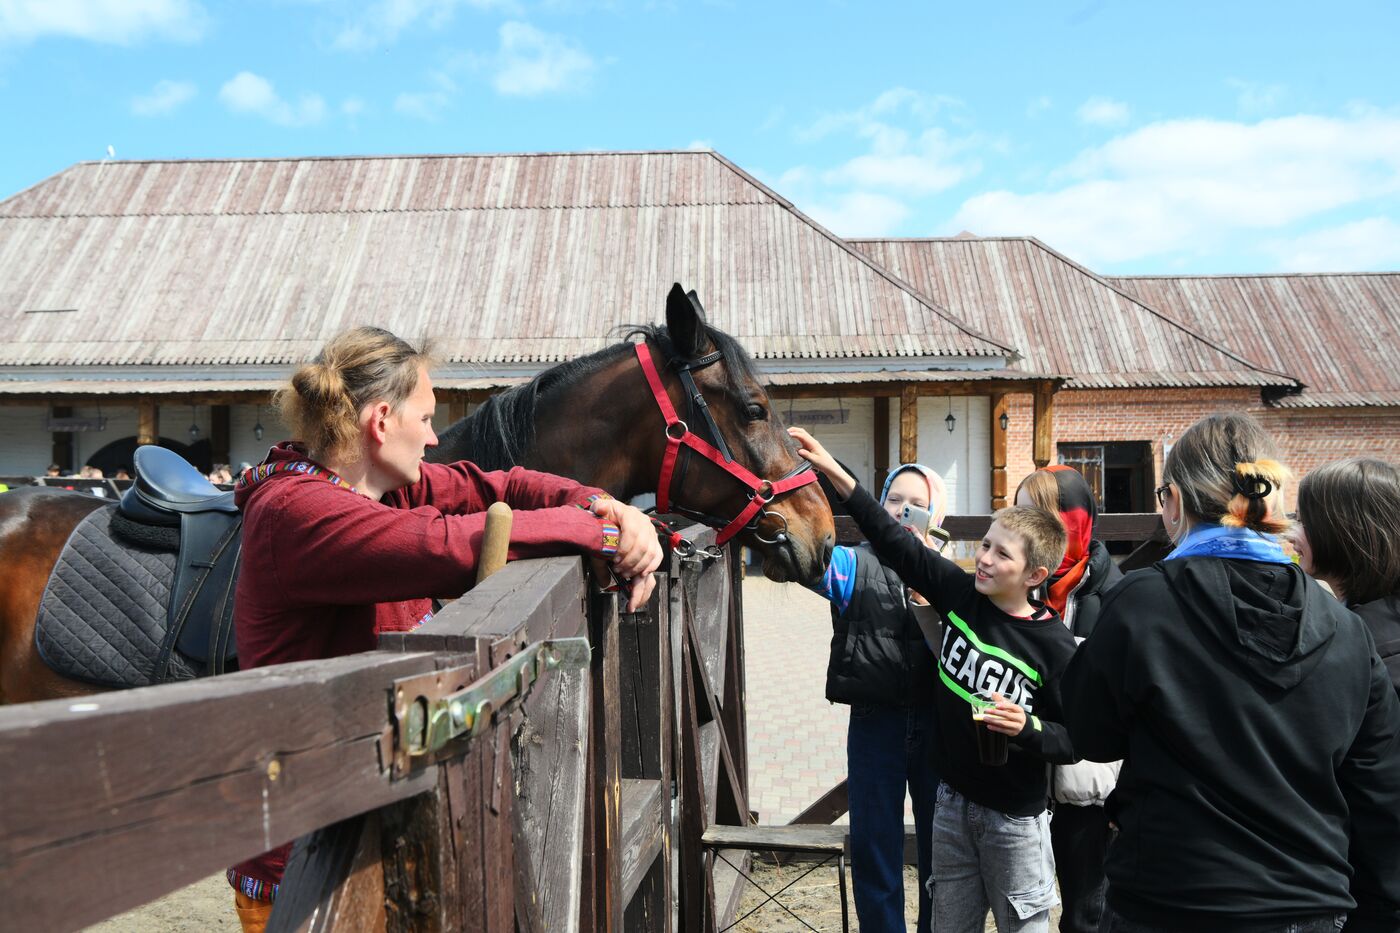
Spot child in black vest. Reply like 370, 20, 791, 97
811, 462, 947, 933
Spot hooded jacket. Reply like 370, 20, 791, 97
229, 442, 613, 892
1353, 594, 1400, 696
1061, 556, 1400, 933
815, 465, 946, 708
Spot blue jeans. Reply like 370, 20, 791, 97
928, 783, 1059, 933
847, 703, 939, 933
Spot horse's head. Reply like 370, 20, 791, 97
627, 285, 835, 584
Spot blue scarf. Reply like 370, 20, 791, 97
1165, 522, 1292, 565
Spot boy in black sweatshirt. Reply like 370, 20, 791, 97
792, 428, 1077, 933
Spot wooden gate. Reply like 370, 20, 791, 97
0, 525, 751, 932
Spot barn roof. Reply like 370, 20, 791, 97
849, 236, 1299, 392
1108, 272, 1400, 408
0, 152, 1012, 377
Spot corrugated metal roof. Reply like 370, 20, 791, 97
849, 237, 1298, 390
0, 153, 1010, 369
1108, 273, 1400, 407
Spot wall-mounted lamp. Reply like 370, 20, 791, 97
253, 405, 265, 441
999, 411, 1010, 432
945, 396, 956, 433
187, 404, 200, 441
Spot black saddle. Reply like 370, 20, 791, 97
118, 446, 242, 677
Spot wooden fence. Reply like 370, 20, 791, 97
0, 524, 752, 932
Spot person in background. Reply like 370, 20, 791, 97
1014, 466, 1121, 933
810, 462, 948, 933
1060, 412, 1400, 933
1294, 457, 1400, 695
208, 463, 233, 485
226, 326, 663, 933
44, 464, 61, 477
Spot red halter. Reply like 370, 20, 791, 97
633, 341, 818, 546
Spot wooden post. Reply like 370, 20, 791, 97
1033, 383, 1055, 469
899, 386, 918, 465
446, 392, 469, 429
51, 405, 73, 473
873, 396, 890, 492
211, 405, 230, 466
137, 399, 158, 447
990, 394, 1009, 509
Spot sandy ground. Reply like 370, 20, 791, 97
83, 874, 234, 932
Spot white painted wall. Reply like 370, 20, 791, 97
780, 397, 877, 491
886, 396, 991, 515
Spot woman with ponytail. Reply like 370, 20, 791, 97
1014, 466, 1121, 933
226, 327, 662, 932
1060, 412, 1400, 933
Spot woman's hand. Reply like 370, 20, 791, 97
788, 427, 856, 499
591, 498, 663, 612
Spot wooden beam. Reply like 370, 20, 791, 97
766, 380, 1046, 400
873, 396, 890, 493
1033, 382, 1056, 469
137, 399, 158, 447
990, 394, 1009, 510
899, 386, 918, 465
211, 405, 231, 465
51, 405, 73, 473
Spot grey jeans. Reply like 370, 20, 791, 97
928, 782, 1060, 933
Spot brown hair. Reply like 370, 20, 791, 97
992, 505, 1068, 581
277, 326, 432, 463
1297, 458, 1400, 605
1163, 412, 1291, 535
1015, 469, 1059, 513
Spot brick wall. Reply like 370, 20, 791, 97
1002, 388, 1400, 512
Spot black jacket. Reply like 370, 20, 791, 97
1062, 556, 1400, 933
824, 544, 937, 708
1353, 594, 1400, 697
1058, 538, 1123, 640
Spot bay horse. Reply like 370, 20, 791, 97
0, 285, 835, 704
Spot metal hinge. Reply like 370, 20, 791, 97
383, 637, 592, 778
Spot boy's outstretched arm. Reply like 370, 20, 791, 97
790, 427, 972, 613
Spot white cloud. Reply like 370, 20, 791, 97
341, 97, 365, 118
801, 191, 910, 238
1026, 95, 1052, 117
686, 139, 713, 151
0, 0, 207, 44
1229, 78, 1286, 116
394, 70, 455, 120
131, 78, 196, 116
219, 72, 326, 126
1265, 217, 1400, 272
951, 114, 1400, 266
1077, 96, 1130, 126
490, 21, 594, 97
822, 126, 977, 196
333, 0, 517, 51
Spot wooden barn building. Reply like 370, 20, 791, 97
1, 151, 1395, 517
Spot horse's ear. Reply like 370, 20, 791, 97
666, 283, 712, 359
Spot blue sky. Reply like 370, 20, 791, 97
2, 0, 1398, 274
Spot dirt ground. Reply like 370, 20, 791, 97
84, 873, 235, 932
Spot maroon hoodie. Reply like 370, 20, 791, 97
229, 442, 613, 893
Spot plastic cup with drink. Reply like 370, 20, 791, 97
971, 692, 1009, 766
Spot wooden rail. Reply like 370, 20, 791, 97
0, 525, 753, 932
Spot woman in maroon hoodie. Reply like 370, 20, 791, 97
228, 326, 662, 932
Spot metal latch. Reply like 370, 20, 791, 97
386, 637, 591, 777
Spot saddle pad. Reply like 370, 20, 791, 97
35, 505, 198, 688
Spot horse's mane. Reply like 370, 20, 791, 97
433, 323, 761, 471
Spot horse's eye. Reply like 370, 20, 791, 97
745, 403, 767, 422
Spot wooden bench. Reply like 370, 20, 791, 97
700, 824, 850, 932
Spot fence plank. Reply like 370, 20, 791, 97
834, 512, 1165, 545
0, 652, 440, 932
